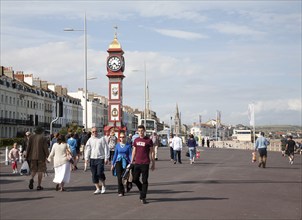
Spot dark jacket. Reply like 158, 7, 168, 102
26, 134, 49, 161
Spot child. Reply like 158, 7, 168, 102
9, 143, 20, 173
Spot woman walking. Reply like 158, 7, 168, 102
48, 134, 72, 191
187, 134, 197, 164
111, 131, 132, 196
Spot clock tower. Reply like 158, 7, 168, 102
104, 31, 126, 135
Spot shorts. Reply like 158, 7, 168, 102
30, 160, 47, 173
90, 159, 106, 184
258, 148, 267, 157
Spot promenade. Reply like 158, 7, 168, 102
1, 147, 301, 220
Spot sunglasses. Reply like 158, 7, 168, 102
92, 131, 97, 133
120, 136, 125, 138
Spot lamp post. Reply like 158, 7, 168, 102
132, 66, 147, 129
144, 62, 147, 129
64, 13, 88, 130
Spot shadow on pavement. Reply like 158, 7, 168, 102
147, 196, 229, 203
1, 196, 54, 203
150, 179, 301, 186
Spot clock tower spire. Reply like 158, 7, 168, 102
104, 28, 126, 135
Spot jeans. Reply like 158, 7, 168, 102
170, 147, 174, 160
189, 147, 196, 160
90, 159, 106, 184
132, 164, 149, 199
174, 150, 182, 163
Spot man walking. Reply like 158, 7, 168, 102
285, 135, 296, 165
131, 125, 155, 204
26, 127, 49, 190
172, 134, 183, 164
254, 132, 270, 168
150, 131, 160, 160
85, 127, 109, 194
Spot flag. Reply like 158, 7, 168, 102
199, 115, 202, 126
248, 103, 255, 126
216, 110, 221, 128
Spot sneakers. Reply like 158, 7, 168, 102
101, 186, 106, 194
94, 189, 102, 195
118, 193, 124, 197
140, 198, 147, 204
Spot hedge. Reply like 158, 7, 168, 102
0, 138, 24, 148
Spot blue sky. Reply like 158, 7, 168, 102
1, 0, 301, 126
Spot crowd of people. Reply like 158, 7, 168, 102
7, 126, 300, 204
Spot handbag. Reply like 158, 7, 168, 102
66, 150, 74, 164
185, 150, 190, 157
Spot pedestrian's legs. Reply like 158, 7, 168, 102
132, 164, 142, 192
154, 145, 158, 160
170, 147, 174, 160
140, 164, 150, 199
12, 161, 17, 171
115, 161, 124, 194
98, 159, 106, 190
37, 172, 43, 187
262, 156, 267, 168
173, 150, 177, 164
189, 148, 193, 161
258, 156, 263, 167
90, 159, 100, 190
81, 145, 85, 159
177, 150, 182, 163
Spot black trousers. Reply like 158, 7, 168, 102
115, 161, 127, 194
170, 147, 174, 159
132, 164, 149, 199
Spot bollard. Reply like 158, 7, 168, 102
19, 145, 23, 163
5, 146, 9, 165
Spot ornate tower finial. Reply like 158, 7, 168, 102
113, 25, 118, 38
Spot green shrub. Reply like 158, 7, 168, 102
0, 138, 23, 148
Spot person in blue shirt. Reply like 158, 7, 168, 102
254, 132, 270, 168
67, 133, 78, 170
110, 131, 132, 196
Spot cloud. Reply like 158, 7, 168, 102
254, 99, 302, 113
209, 22, 265, 37
153, 28, 208, 40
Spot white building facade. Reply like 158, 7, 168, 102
0, 67, 82, 138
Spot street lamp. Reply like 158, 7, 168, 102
64, 13, 88, 130
132, 64, 147, 129
144, 62, 147, 129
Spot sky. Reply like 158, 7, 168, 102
1, 0, 301, 127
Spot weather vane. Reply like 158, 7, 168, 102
113, 25, 118, 38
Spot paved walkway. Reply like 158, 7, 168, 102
1, 147, 301, 220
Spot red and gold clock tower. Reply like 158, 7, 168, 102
104, 32, 126, 135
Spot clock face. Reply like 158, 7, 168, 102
107, 56, 122, 71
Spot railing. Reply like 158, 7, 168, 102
0, 118, 33, 126
210, 139, 302, 152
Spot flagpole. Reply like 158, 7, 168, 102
252, 103, 255, 145
216, 110, 218, 141
248, 103, 256, 146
